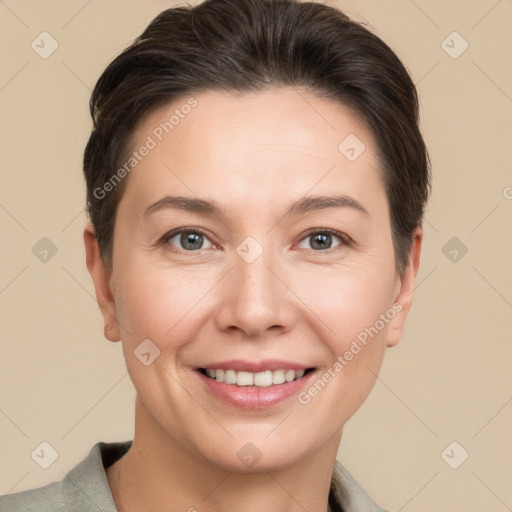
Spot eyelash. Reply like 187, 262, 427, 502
158, 227, 352, 253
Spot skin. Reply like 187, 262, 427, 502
84, 87, 422, 512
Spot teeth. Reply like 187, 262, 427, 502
236, 371, 254, 386
203, 368, 308, 387
285, 369, 295, 382
224, 369, 237, 384
254, 371, 272, 387
272, 369, 285, 384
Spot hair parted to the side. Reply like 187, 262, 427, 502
83, 0, 431, 276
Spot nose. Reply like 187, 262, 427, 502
214, 243, 296, 340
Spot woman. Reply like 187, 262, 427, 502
2, 0, 430, 510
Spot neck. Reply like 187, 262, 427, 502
106, 396, 341, 512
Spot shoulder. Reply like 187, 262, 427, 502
0, 480, 67, 511
331, 459, 391, 512
0, 440, 132, 512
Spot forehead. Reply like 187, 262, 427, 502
119, 87, 385, 218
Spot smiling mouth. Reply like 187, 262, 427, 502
197, 368, 315, 387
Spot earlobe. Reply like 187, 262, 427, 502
83, 223, 121, 342
386, 227, 423, 348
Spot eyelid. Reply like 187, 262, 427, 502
159, 226, 352, 252
295, 228, 352, 250
160, 226, 215, 243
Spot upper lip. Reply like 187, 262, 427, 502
196, 359, 313, 372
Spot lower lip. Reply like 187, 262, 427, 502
195, 370, 315, 410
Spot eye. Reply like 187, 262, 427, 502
161, 227, 214, 251
296, 229, 350, 251
159, 227, 351, 253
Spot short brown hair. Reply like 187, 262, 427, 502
83, 0, 431, 276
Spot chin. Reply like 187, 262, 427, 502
193, 434, 312, 474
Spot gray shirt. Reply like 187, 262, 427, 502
0, 441, 388, 511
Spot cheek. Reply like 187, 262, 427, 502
294, 265, 395, 406
296, 263, 396, 347
297, 272, 393, 419
113, 221, 397, 349
113, 263, 216, 350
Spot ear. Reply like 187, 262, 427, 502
386, 227, 423, 348
83, 223, 121, 342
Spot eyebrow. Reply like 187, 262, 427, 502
143, 194, 370, 219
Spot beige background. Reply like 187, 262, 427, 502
1, 1, 511, 510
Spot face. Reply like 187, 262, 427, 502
85, 87, 421, 472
